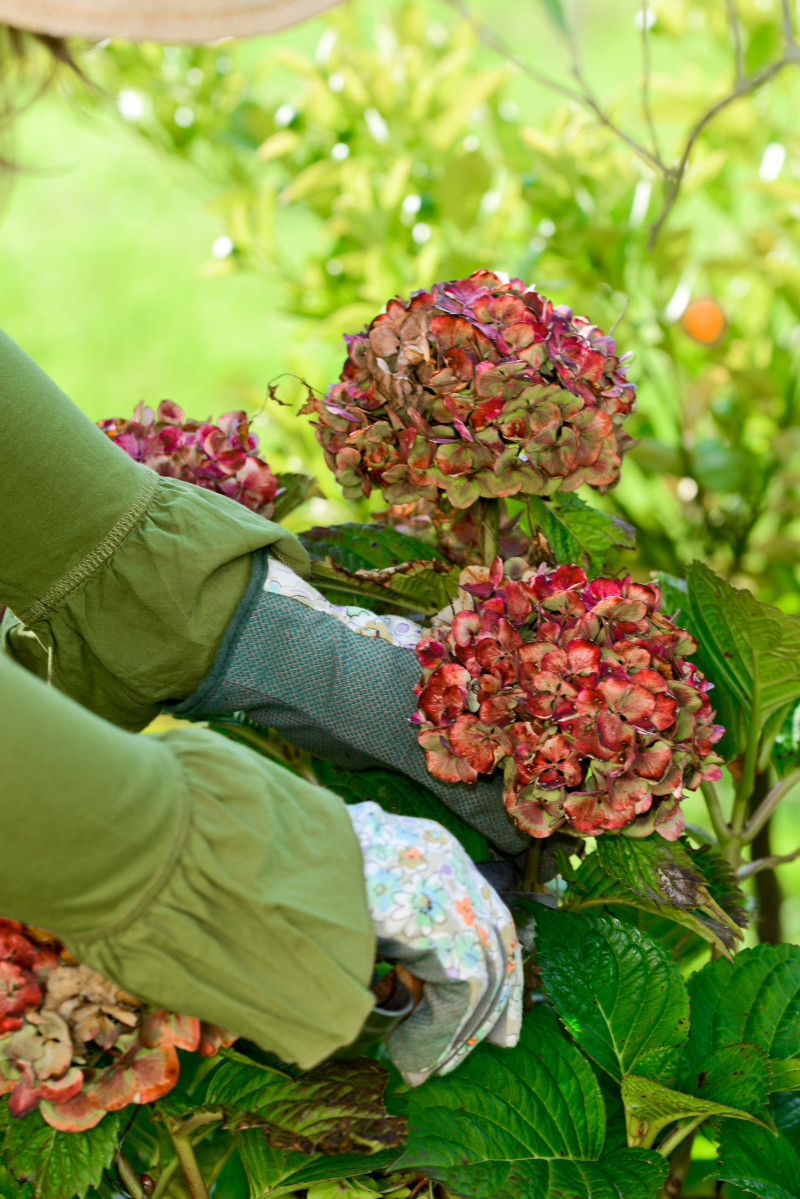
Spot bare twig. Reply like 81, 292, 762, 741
700, 779, 730, 844
725, 0, 744, 83
639, 2, 664, 165
738, 843, 800, 879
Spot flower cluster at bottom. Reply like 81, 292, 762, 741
412, 559, 724, 841
0, 919, 235, 1132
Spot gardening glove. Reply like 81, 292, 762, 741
346, 801, 523, 1086
167, 554, 529, 855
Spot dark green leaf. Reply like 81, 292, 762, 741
206, 1055, 405, 1155
771, 1091, 800, 1137
770, 1061, 800, 1092
685, 561, 800, 755
299, 523, 447, 571
0, 1165, 32, 1199
394, 1006, 666, 1198
772, 698, 800, 778
686, 944, 800, 1075
593, 835, 745, 954
717, 1123, 799, 1199
621, 1074, 768, 1146
312, 762, 488, 862
238, 1131, 397, 1199
271, 472, 321, 521
679, 1043, 772, 1123
2, 1110, 121, 1199
535, 908, 689, 1081
528, 494, 635, 575
308, 556, 459, 617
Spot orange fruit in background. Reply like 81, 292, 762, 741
681, 297, 727, 344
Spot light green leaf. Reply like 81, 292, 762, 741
2, 1110, 121, 1199
717, 1124, 799, 1199
622, 1075, 769, 1146
311, 762, 488, 862
770, 1060, 800, 1092
528, 494, 635, 575
206, 1055, 405, 1156
271, 472, 321, 521
394, 1007, 666, 1199
537, 0, 569, 34
685, 944, 800, 1071
535, 909, 689, 1081
686, 561, 800, 745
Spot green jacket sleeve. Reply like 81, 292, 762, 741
0, 651, 375, 1068
0, 327, 309, 731
0, 327, 375, 1067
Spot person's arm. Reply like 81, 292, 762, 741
0, 649, 376, 1068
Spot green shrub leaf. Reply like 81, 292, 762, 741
393, 1006, 666, 1198
679, 1043, 772, 1122
716, 1124, 800, 1199
528, 494, 635, 575
312, 762, 488, 861
535, 909, 689, 1081
1, 1109, 121, 1199
0, 1165, 31, 1199
686, 944, 800, 1075
300, 523, 448, 571
770, 1060, 800, 1092
206, 1055, 405, 1155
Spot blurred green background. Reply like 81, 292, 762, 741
2, 0, 799, 941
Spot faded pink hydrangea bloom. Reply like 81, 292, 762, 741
413, 559, 724, 841
98, 401, 277, 517
302, 270, 636, 508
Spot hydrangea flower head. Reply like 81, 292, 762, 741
303, 270, 636, 507
98, 401, 277, 516
413, 559, 724, 840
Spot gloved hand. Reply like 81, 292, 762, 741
346, 801, 523, 1086
168, 552, 530, 855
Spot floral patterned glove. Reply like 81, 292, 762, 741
346, 802, 523, 1086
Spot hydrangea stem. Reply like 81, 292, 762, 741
477, 499, 500, 564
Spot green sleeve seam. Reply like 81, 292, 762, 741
66, 742, 192, 948
17, 468, 161, 626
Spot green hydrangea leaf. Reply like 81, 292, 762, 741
238, 1131, 398, 1199
685, 561, 800, 757
622, 1074, 769, 1147
770, 1060, 800, 1092
678, 1043, 772, 1123
592, 834, 746, 954
771, 698, 800, 778
299, 523, 448, 571
535, 908, 689, 1081
393, 1006, 666, 1198
1, 1109, 121, 1199
0, 1165, 32, 1199
528, 494, 635, 575
771, 1091, 800, 1137
685, 944, 800, 1075
205, 1055, 405, 1155
716, 1124, 800, 1199
271, 473, 321, 521
312, 762, 488, 862
307, 555, 459, 617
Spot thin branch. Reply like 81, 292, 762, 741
639, 2, 663, 164
725, 0, 744, 83
700, 780, 730, 844
738, 843, 800, 879
782, 0, 796, 43
647, 48, 800, 246
742, 767, 800, 842
441, 0, 664, 173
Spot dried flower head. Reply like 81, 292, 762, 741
302, 270, 636, 508
413, 559, 723, 841
98, 401, 278, 516
0, 919, 235, 1132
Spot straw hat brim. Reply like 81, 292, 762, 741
0, 1, 342, 43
